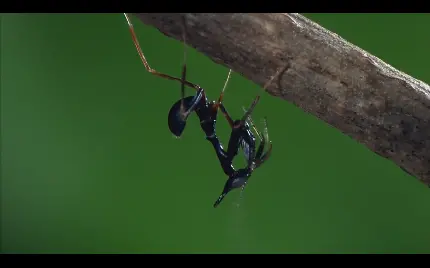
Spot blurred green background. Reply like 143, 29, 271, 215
2, 13, 430, 254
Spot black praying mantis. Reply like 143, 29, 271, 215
123, 13, 282, 207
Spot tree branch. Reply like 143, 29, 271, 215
133, 13, 430, 187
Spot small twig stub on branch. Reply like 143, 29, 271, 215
133, 13, 430, 187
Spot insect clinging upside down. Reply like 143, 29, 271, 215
123, 13, 282, 208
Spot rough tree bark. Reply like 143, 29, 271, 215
133, 13, 430, 187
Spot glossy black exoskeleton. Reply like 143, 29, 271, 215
123, 13, 280, 208
212, 106, 273, 208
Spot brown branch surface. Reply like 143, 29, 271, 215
134, 13, 430, 186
